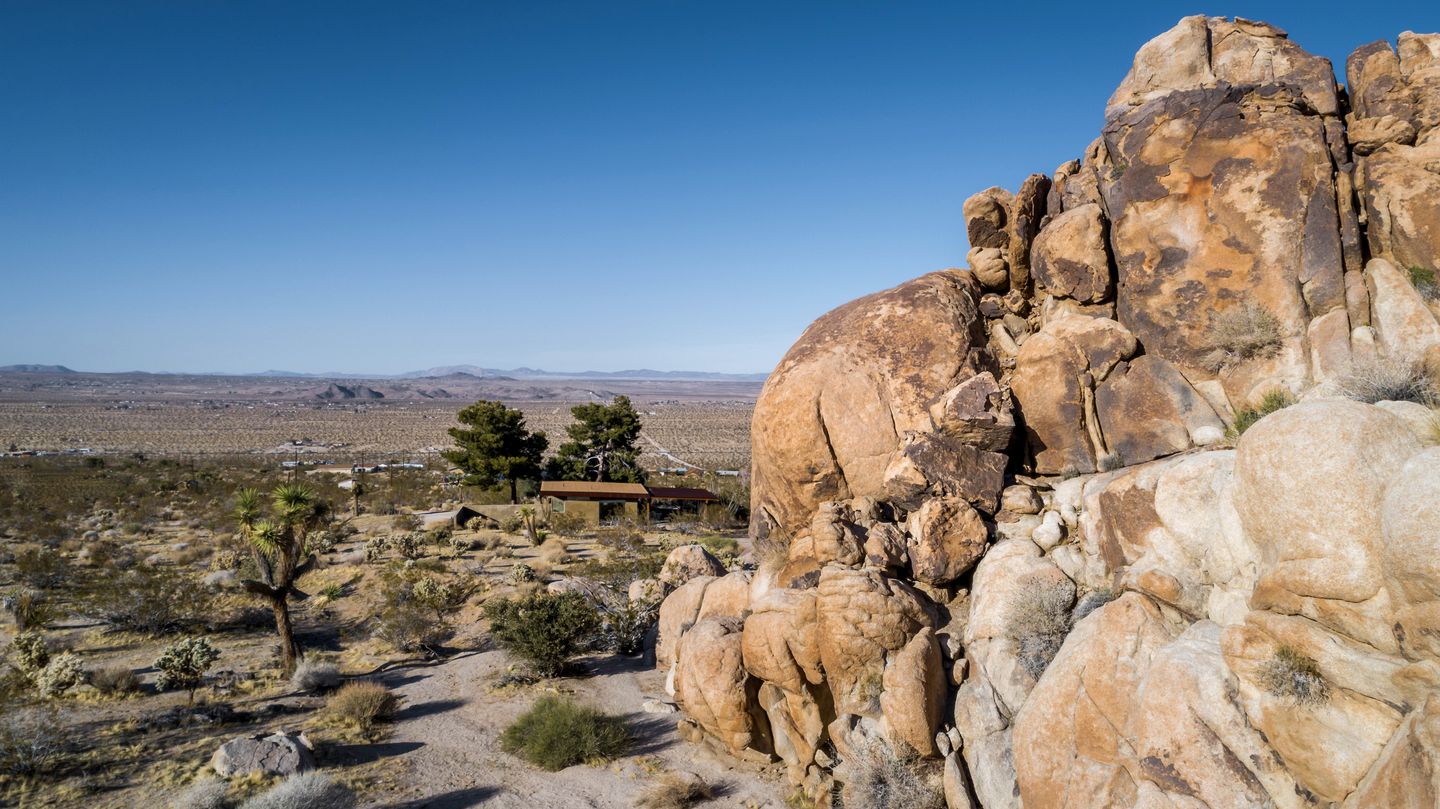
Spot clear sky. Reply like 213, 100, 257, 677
1, 1, 1433, 375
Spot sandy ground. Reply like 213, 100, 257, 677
351, 649, 786, 809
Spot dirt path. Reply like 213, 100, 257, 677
354, 649, 786, 808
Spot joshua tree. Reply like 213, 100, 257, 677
235, 484, 329, 673
350, 478, 367, 517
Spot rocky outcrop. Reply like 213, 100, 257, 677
210, 731, 315, 777
668, 15, 1440, 809
750, 270, 995, 539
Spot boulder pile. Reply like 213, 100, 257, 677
660, 16, 1440, 808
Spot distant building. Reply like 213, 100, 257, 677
531, 481, 722, 526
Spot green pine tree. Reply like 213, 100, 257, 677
443, 400, 548, 503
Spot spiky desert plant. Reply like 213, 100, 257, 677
235, 484, 330, 673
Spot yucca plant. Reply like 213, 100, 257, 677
235, 484, 330, 672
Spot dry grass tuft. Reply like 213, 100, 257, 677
327, 680, 400, 733
634, 771, 714, 809
1260, 645, 1329, 706
1335, 358, 1437, 405
1201, 303, 1284, 372
837, 737, 944, 809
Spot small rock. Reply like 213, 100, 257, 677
1000, 485, 1043, 515
203, 570, 237, 589
642, 698, 679, 714
1032, 512, 1065, 551
210, 731, 314, 777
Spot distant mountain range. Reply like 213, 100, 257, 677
0, 363, 766, 382
0, 364, 75, 373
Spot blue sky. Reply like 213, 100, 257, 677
1, 1, 1433, 375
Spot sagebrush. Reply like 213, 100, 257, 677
1201, 303, 1284, 371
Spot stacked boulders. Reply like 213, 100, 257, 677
660, 15, 1440, 809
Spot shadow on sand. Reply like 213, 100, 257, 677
373, 785, 502, 808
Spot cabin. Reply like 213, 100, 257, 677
534, 481, 724, 526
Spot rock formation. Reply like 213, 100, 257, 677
662, 16, 1440, 808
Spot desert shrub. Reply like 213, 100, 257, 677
392, 513, 423, 532
237, 772, 357, 809
1201, 303, 1284, 371
838, 737, 944, 809
0, 706, 68, 776
570, 553, 665, 591
447, 534, 475, 555
173, 778, 230, 809
290, 659, 342, 693
753, 526, 792, 573
35, 652, 85, 698
1007, 580, 1075, 680
1228, 389, 1297, 438
1410, 265, 1439, 300
8, 630, 50, 681
371, 567, 457, 653
88, 664, 141, 696
327, 680, 399, 733
484, 591, 600, 676
154, 636, 220, 702
547, 511, 588, 536
1097, 451, 1124, 472
509, 563, 537, 584
1260, 645, 1329, 706
500, 695, 629, 771
635, 771, 714, 809
1071, 588, 1118, 624
2, 588, 56, 630
79, 564, 213, 634
12, 544, 67, 589
1335, 358, 1437, 405
600, 599, 658, 657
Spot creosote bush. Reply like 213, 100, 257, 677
79, 564, 213, 635
236, 772, 357, 809
500, 695, 630, 771
484, 590, 600, 676
1201, 303, 1284, 371
837, 737, 944, 809
1335, 357, 1437, 405
1228, 389, 1297, 438
635, 771, 714, 809
328, 680, 400, 733
1260, 645, 1330, 706
88, 664, 141, 696
2, 588, 57, 631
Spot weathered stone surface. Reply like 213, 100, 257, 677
758, 681, 827, 780
807, 502, 865, 568
1031, 203, 1112, 303
696, 570, 753, 622
1011, 315, 1137, 474
750, 270, 993, 538
1007, 173, 1050, 293
1101, 18, 1346, 398
674, 617, 768, 756
742, 586, 822, 694
1366, 257, 1440, 365
861, 522, 908, 572
879, 627, 946, 757
1233, 400, 1421, 650
1222, 618, 1403, 802
967, 246, 1008, 290
211, 732, 314, 777
658, 544, 726, 587
905, 497, 989, 587
816, 566, 936, 716
964, 187, 1012, 251
882, 432, 1006, 513
657, 575, 715, 670
1356, 139, 1440, 275
1380, 447, 1440, 660
1094, 355, 1224, 466
1342, 693, 1440, 809
927, 372, 1014, 452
